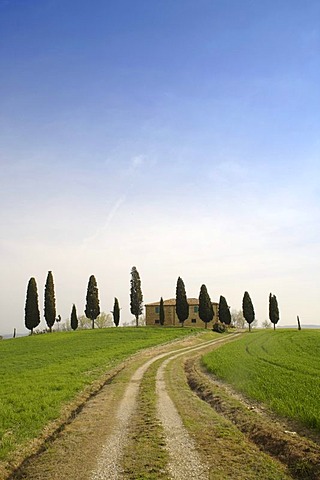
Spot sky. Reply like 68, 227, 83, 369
0, 0, 319, 334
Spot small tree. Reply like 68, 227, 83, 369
112, 298, 120, 327
218, 295, 231, 325
96, 312, 114, 328
159, 297, 165, 326
231, 309, 246, 329
199, 285, 214, 329
85, 275, 100, 328
25, 277, 40, 334
242, 291, 255, 332
176, 277, 189, 327
262, 319, 272, 329
44, 271, 56, 332
130, 266, 143, 327
269, 293, 280, 330
78, 315, 91, 329
71, 304, 78, 331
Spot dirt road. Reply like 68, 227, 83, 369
9, 334, 320, 480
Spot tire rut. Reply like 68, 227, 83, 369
185, 356, 320, 480
91, 336, 233, 479
156, 354, 209, 479
8, 334, 238, 480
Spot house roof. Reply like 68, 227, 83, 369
145, 298, 218, 306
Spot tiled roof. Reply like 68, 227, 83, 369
146, 298, 218, 306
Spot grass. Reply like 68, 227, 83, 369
122, 333, 290, 480
202, 329, 320, 431
0, 327, 196, 462
122, 359, 170, 480
165, 345, 291, 479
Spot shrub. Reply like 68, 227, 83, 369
212, 321, 227, 333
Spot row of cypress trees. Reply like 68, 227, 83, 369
24, 272, 122, 334
242, 291, 280, 331
24, 269, 279, 333
24, 267, 143, 334
174, 277, 231, 329
83, 274, 121, 330
25, 272, 57, 334
173, 278, 280, 331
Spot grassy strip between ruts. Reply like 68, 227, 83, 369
165, 343, 292, 480
121, 358, 170, 480
202, 329, 320, 432
0, 327, 197, 464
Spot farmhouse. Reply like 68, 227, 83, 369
145, 298, 219, 328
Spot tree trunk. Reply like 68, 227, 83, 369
205, 322, 208, 329
135, 315, 139, 327
92, 319, 95, 329
273, 323, 276, 330
249, 323, 251, 332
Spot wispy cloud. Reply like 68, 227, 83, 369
82, 195, 127, 247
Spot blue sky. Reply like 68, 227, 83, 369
1, 0, 319, 333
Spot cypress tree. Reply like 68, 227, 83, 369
199, 284, 214, 329
219, 295, 231, 325
242, 291, 255, 332
25, 277, 40, 334
112, 297, 120, 327
44, 271, 56, 333
130, 266, 143, 327
176, 277, 189, 327
71, 304, 78, 331
85, 275, 100, 329
159, 297, 165, 326
269, 293, 280, 330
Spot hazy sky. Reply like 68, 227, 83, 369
1, 0, 319, 334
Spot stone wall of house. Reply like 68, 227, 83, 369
145, 302, 219, 328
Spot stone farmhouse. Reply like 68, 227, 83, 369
145, 298, 219, 328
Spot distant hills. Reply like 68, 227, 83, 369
1, 325, 320, 339
1, 333, 28, 339
281, 324, 320, 329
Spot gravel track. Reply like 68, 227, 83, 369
9, 335, 238, 480
91, 336, 234, 480
90, 352, 168, 480
156, 355, 209, 479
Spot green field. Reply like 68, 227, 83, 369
0, 327, 195, 462
202, 329, 320, 431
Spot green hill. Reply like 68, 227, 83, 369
0, 327, 195, 463
202, 329, 320, 431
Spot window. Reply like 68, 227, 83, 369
194, 306, 198, 313
155, 319, 160, 324
191, 318, 196, 323
155, 306, 160, 313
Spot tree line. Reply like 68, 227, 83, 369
24, 266, 143, 334
172, 277, 232, 329
24, 267, 280, 334
172, 277, 280, 331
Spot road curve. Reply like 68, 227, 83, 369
90, 335, 236, 480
